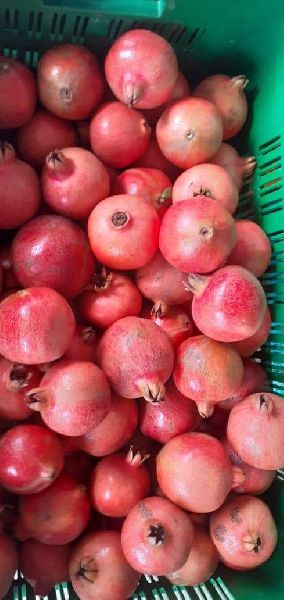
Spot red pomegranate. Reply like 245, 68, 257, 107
105, 29, 178, 109
0, 359, 41, 420
232, 307, 271, 356
168, 527, 219, 586
38, 44, 104, 119
0, 287, 75, 364
63, 324, 97, 362
220, 358, 269, 410
156, 97, 223, 169
0, 533, 18, 599
210, 142, 256, 190
0, 56, 36, 128
113, 168, 172, 218
227, 220, 271, 276
90, 101, 151, 168
97, 316, 174, 403
19, 540, 71, 596
42, 146, 110, 219
134, 133, 181, 182
150, 304, 195, 347
222, 438, 275, 495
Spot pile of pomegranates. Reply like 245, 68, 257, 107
0, 27, 281, 600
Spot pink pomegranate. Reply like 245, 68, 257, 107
20, 540, 71, 596
0, 56, 36, 128
157, 432, 244, 513
156, 97, 223, 169
159, 197, 236, 272
210, 142, 256, 190
220, 358, 269, 410
78, 269, 142, 329
222, 438, 275, 495
12, 215, 95, 298
139, 378, 199, 443
227, 220, 271, 276
227, 392, 284, 470
63, 324, 97, 362
173, 335, 243, 417
42, 146, 110, 219
97, 316, 174, 403
63, 451, 94, 486
134, 133, 181, 182
70, 530, 140, 600
26, 359, 110, 437
38, 44, 104, 119
113, 168, 172, 218
121, 496, 194, 575
169, 527, 219, 586
88, 195, 159, 270
145, 71, 190, 126
90, 101, 150, 168
209, 495, 277, 569
19, 473, 91, 545
150, 304, 195, 347
0, 287, 75, 364
17, 109, 76, 169
0, 359, 41, 420
78, 394, 138, 457
0, 533, 18, 599
0, 141, 41, 229
105, 29, 178, 109
188, 267, 267, 342
233, 307, 271, 356
90, 447, 151, 517
172, 163, 239, 214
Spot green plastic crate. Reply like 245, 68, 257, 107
1, 0, 284, 598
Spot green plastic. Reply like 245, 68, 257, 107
1, 0, 284, 598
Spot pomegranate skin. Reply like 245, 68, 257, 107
168, 527, 219, 586
88, 195, 160, 270
12, 215, 95, 298
0, 359, 41, 420
0, 287, 75, 365
20, 540, 71, 596
90, 101, 151, 168
220, 358, 269, 410
19, 473, 91, 545
97, 316, 174, 403
135, 251, 190, 311
210, 142, 256, 190
0, 57, 36, 128
209, 495, 277, 569
156, 432, 240, 513
121, 496, 194, 575
105, 29, 178, 109
194, 74, 248, 140
70, 530, 140, 600
63, 324, 97, 362
159, 197, 237, 273
222, 438, 275, 495
189, 266, 267, 342
16, 109, 76, 169
232, 307, 271, 357
27, 360, 111, 437
172, 163, 239, 215
38, 44, 104, 119
226, 220, 271, 276
113, 167, 172, 218
227, 392, 284, 470
0, 533, 18, 599
42, 146, 110, 220
156, 97, 223, 169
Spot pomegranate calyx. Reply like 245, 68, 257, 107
138, 380, 166, 404
47, 149, 64, 167
243, 156, 257, 176
199, 225, 214, 239
123, 79, 142, 107
147, 524, 165, 546
257, 393, 273, 415
25, 387, 49, 410
197, 401, 214, 418
6, 363, 32, 391
184, 273, 209, 296
126, 445, 150, 466
60, 86, 73, 103
88, 267, 113, 292
81, 326, 97, 344
158, 187, 172, 205
0, 140, 15, 164
231, 75, 249, 90
75, 557, 98, 583
231, 465, 246, 488
193, 186, 211, 198
111, 211, 130, 229
151, 301, 168, 318
242, 533, 262, 553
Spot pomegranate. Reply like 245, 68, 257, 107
233, 307, 271, 356
42, 146, 110, 220
38, 44, 104, 119
12, 215, 95, 298
97, 316, 174, 403
88, 195, 159, 269
150, 304, 195, 347
134, 133, 181, 182
197, 406, 229, 439
90, 101, 151, 168
173, 335, 243, 417
64, 452, 94, 485
156, 97, 223, 169
168, 527, 219, 586
223, 438, 275, 495
20, 540, 71, 596
157, 432, 244, 513
135, 251, 191, 314
210, 142, 256, 190
63, 324, 97, 362
227, 392, 284, 470
227, 220, 271, 276
145, 71, 190, 126
210, 495, 277, 569
0, 56, 36, 128
0, 287, 75, 364
0, 141, 41, 229
113, 168, 172, 218
90, 447, 151, 517
188, 267, 267, 342
0, 424, 63, 494
78, 269, 142, 329
78, 394, 138, 457
105, 29, 178, 109
194, 74, 248, 140
0, 533, 18, 599
139, 378, 199, 443
172, 163, 239, 214
220, 358, 269, 410
0, 359, 41, 420
121, 496, 193, 575
26, 359, 110, 437
70, 530, 140, 600
159, 197, 237, 273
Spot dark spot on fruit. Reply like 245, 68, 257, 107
231, 505, 242, 524
213, 524, 227, 542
